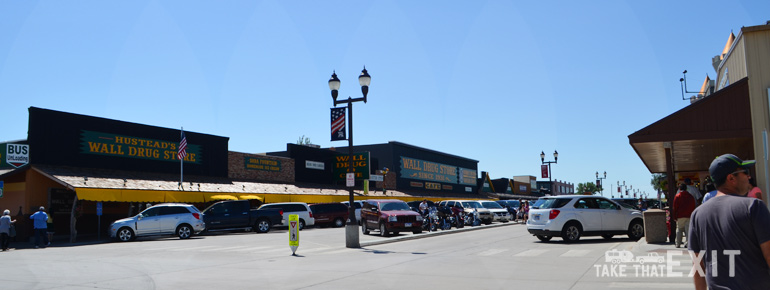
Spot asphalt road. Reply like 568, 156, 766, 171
0, 222, 694, 289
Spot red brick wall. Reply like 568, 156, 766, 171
228, 152, 294, 183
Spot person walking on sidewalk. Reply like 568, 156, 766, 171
30, 206, 49, 248
672, 183, 695, 248
1, 209, 17, 251
688, 154, 770, 290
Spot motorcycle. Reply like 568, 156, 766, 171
451, 206, 464, 228
465, 208, 481, 227
422, 207, 439, 232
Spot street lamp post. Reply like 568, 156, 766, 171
596, 171, 606, 197
328, 67, 371, 248
541, 150, 558, 195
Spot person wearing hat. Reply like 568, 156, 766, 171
0, 209, 17, 251
30, 206, 49, 249
688, 154, 770, 289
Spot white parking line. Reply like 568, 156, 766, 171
169, 246, 218, 252
226, 246, 270, 252
608, 282, 692, 288
477, 249, 509, 256
201, 246, 246, 252
514, 249, 548, 257
561, 249, 591, 257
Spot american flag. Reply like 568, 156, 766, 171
178, 131, 188, 160
331, 107, 346, 141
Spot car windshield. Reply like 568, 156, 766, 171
461, 202, 482, 209
380, 202, 411, 211
481, 201, 503, 209
531, 198, 570, 209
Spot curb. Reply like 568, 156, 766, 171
360, 221, 518, 247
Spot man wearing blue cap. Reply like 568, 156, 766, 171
688, 154, 770, 289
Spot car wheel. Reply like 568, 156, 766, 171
484, 219, 492, 225
254, 219, 271, 233
362, 222, 370, 235
601, 234, 614, 240
333, 218, 345, 228
117, 227, 134, 242
380, 223, 389, 237
536, 235, 552, 242
413, 228, 422, 234
177, 224, 193, 239
628, 220, 644, 241
561, 222, 582, 243
299, 219, 306, 231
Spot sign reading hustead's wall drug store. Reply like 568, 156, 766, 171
80, 130, 202, 164
400, 156, 458, 184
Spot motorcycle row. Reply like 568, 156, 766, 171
420, 205, 483, 232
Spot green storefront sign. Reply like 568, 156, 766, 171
80, 130, 202, 164
245, 157, 281, 172
333, 152, 370, 181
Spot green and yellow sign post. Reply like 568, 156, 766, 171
288, 214, 299, 255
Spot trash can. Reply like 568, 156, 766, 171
642, 209, 667, 243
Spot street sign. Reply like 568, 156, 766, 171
288, 214, 299, 255
96, 202, 103, 216
0, 181, 4, 198
369, 174, 383, 182
346, 173, 355, 187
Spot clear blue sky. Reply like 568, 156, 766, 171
1, 1, 768, 198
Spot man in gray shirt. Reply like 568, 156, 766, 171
688, 154, 770, 289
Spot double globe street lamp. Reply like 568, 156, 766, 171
328, 67, 371, 248
540, 150, 558, 195
596, 171, 606, 197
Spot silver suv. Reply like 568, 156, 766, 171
110, 203, 206, 242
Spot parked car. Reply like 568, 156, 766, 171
309, 203, 350, 227
201, 200, 283, 233
479, 200, 510, 222
526, 195, 644, 243
438, 200, 494, 225
109, 203, 206, 242
258, 202, 315, 230
495, 200, 520, 220
341, 200, 363, 224
361, 199, 423, 237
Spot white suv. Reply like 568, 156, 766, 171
526, 195, 644, 243
258, 202, 315, 230
479, 200, 511, 222
110, 203, 206, 242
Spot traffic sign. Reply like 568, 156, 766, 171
288, 214, 299, 255
346, 173, 355, 187
96, 202, 103, 216
0, 181, 4, 198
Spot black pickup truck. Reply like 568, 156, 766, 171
202, 200, 283, 233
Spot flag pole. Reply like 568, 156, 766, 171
180, 127, 184, 189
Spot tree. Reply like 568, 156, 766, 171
296, 135, 311, 145
650, 173, 667, 192
576, 182, 600, 195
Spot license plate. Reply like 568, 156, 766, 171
533, 214, 540, 220
405, 223, 412, 227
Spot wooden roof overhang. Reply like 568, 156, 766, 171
628, 77, 753, 175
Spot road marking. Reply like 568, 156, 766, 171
514, 249, 548, 257
226, 246, 270, 252
608, 282, 692, 288
477, 249, 508, 256
201, 246, 245, 252
169, 246, 218, 252
560, 249, 591, 257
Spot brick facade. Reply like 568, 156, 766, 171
228, 151, 294, 183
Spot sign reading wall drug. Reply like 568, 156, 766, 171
80, 130, 202, 164
333, 152, 370, 181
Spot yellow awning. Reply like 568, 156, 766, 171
238, 195, 263, 201
207, 194, 238, 201
76, 188, 123, 202
76, 188, 204, 203
165, 192, 204, 203
121, 189, 165, 202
